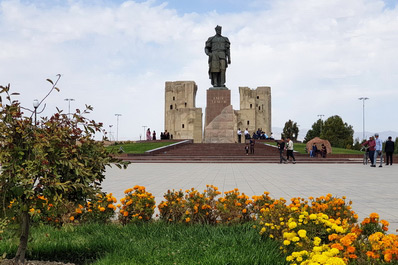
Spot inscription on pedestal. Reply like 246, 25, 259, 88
205, 89, 231, 127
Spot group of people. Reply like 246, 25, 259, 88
244, 139, 256, 155
237, 128, 273, 143
362, 134, 395, 167
146, 128, 171, 141
160, 130, 171, 140
310, 143, 327, 158
276, 137, 296, 164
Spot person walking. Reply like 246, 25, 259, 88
146, 128, 151, 141
245, 143, 249, 155
237, 128, 242, 143
385, 136, 395, 165
363, 136, 375, 166
277, 138, 287, 164
286, 137, 296, 164
373, 133, 383, 167
152, 130, 157, 141
249, 138, 255, 154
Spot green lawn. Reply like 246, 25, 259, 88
0, 222, 287, 265
266, 142, 363, 155
106, 142, 175, 154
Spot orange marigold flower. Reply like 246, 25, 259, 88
347, 246, 356, 253
69, 216, 75, 221
123, 211, 129, 217
331, 243, 344, 251
329, 234, 339, 241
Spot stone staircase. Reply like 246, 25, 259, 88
119, 140, 363, 164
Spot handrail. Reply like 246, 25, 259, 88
145, 140, 192, 154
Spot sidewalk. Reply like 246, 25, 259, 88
103, 163, 398, 233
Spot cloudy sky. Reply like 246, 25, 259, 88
1, 0, 397, 141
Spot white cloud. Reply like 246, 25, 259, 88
1, 0, 397, 141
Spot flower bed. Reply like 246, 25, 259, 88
3, 185, 398, 264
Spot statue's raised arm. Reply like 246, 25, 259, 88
205, 25, 231, 88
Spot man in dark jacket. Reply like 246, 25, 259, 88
384, 136, 395, 165
277, 138, 287, 164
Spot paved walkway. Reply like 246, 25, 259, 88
103, 163, 398, 233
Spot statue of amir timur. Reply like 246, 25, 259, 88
205, 25, 231, 88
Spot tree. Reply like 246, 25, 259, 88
0, 80, 127, 264
303, 119, 324, 143
282, 119, 299, 141
321, 115, 354, 148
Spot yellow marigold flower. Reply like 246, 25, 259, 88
292, 236, 300, 242
309, 214, 317, 220
314, 237, 321, 246
298, 229, 307, 238
288, 222, 297, 229
29, 208, 35, 213
283, 240, 291, 245
99, 207, 105, 212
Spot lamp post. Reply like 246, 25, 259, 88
317, 114, 325, 135
64, 98, 75, 119
109, 125, 113, 141
115, 114, 122, 141
358, 97, 369, 141
33, 99, 39, 125
142, 125, 147, 141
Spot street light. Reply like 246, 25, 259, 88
109, 125, 113, 141
115, 114, 122, 141
33, 99, 39, 125
358, 97, 369, 141
142, 125, 147, 141
64, 98, 75, 119
317, 114, 325, 135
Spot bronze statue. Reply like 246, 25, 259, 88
205, 25, 231, 88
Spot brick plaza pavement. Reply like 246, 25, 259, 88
102, 163, 398, 233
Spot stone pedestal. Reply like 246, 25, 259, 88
204, 105, 236, 143
205, 88, 231, 127
204, 88, 236, 143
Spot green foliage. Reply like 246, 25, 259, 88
320, 115, 354, 148
303, 119, 324, 143
0, 222, 287, 265
282, 119, 299, 141
0, 82, 128, 262
395, 137, 398, 154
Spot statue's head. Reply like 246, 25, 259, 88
215, 25, 222, 35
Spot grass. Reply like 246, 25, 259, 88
106, 141, 175, 154
266, 142, 363, 155
0, 222, 287, 265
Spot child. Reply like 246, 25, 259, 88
245, 143, 249, 155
